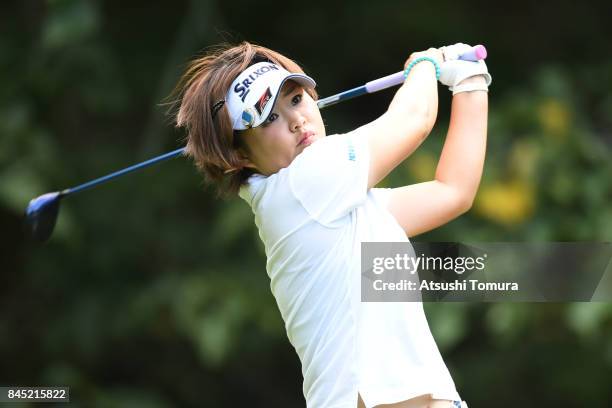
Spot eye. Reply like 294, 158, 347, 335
265, 113, 279, 124
291, 92, 303, 105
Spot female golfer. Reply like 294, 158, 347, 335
173, 41, 490, 408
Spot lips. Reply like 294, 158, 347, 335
298, 131, 315, 147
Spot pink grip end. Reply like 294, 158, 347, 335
474, 44, 487, 60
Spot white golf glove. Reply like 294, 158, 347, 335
441, 42, 473, 62
438, 43, 492, 94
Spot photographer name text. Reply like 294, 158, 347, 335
373, 279, 519, 292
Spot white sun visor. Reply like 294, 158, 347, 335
225, 62, 316, 130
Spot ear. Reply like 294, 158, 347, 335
240, 158, 258, 170
236, 148, 258, 171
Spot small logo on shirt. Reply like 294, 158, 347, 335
347, 140, 356, 161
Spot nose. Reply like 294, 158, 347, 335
289, 109, 306, 132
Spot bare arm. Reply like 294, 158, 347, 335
364, 49, 442, 188
435, 76, 488, 205
388, 75, 488, 236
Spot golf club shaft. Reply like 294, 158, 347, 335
62, 44, 487, 196
64, 148, 185, 196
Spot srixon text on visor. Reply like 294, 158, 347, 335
234, 64, 279, 102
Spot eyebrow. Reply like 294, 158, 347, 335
282, 82, 298, 96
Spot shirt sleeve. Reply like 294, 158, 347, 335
288, 130, 370, 226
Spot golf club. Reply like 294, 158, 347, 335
25, 45, 487, 242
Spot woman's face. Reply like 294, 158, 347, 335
239, 81, 326, 176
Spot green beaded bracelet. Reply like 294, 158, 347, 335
403, 57, 441, 80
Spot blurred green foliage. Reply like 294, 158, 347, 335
1, 0, 611, 407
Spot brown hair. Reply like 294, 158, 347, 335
169, 42, 317, 197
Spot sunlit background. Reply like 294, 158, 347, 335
1, 0, 611, 406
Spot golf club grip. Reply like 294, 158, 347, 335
365, 44, 487, 93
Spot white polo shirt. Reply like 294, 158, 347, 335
239, 130, 461, 408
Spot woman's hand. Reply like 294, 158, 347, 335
437, 42, 492, 94
439, 59, 491, 94
404, 48, 444, 70
440, 43, 472, 62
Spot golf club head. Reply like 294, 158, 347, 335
25, 192, 62, 242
